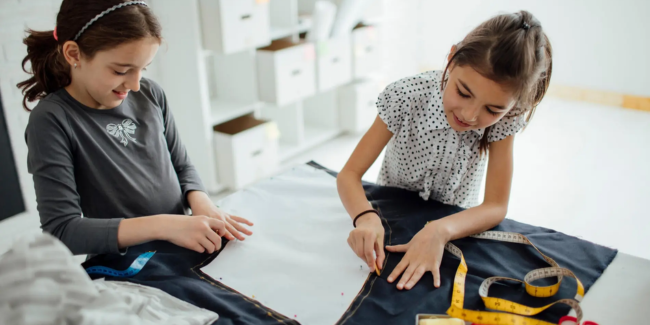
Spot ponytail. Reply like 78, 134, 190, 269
16, 0, 162, 111
17, 29, 71, 111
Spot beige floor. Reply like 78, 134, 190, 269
2, 98, 649, 261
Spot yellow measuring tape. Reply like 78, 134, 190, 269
444, 231, 585, 325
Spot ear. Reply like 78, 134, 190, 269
62, 41, 81, 67
447, 44, 457, 63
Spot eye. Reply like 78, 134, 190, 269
456, 87, 470, 98
114, 70, 127, 76
486, 107, 499, 116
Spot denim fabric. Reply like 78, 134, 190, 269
84, 162, 616, 325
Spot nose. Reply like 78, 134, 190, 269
460, 103, 480, 123
124, 71, 142, 92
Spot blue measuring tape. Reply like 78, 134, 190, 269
85, 251, 155, 278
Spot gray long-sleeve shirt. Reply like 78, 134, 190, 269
25, 78, 205, 255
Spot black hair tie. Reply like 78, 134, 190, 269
353, 209, 380, 227
522, 22, 530, 30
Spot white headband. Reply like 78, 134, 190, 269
73, 1, 149, 41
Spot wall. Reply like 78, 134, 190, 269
416, 0, 650, 97
0, 0, 646, 234
0, 0, 61, 232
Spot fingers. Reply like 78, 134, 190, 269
230, 215, 254, 226
198, 236, 216, 254
224, 220, 245, 241
205, 227, 223, 251
375, 235, 385, 270
347, 234, 357, 254
397, 263, 416, 290
388, 257, 409, 284
352, 234, 366, 261
404, 265, 426, 290
190, 243, 205, 254
363, 232, 375, 269
206, 218, 226, 233
227, 217, 253, 236
432, 265, 441, 288
348, 231, 370, 267
385, 244, 408, 253
207, 218, 234, 240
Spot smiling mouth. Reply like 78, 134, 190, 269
453, 113, 472, 127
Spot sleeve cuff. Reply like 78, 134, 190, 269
182, 185, 207, 209
105, 218, 125, 254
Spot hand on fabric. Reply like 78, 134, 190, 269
159, 214, 228, 254
188, 191, 254, 241
385, 221, 449, 290
348, 213, 385, 271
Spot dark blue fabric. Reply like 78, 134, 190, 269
304, 162, 618, 325
82, 240, 298, 325
83, 162, 617, 325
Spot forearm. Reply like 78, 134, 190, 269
187, 190, 211, 213
117, 215, 168, 249
337, 170, 375, 221
432, 202, 508, 241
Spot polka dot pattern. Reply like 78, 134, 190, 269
375, 70, 526, 208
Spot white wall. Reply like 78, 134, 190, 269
0, 0, 646, 234
0, 0, 61, 219
416, 0, 650, 97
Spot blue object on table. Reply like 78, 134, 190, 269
86, 251, 155, 278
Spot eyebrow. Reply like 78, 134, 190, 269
111, 61, 153, 68
457, 79, 507, 110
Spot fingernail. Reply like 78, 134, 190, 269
388, 277, 393, 282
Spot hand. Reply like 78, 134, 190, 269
188, 191, 254, 241
385, 221, 449, 290
159, 214, 228, 254
348, 212, 385, 271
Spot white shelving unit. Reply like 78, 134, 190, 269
210, 99, 265, 126
150, 0, 383, 192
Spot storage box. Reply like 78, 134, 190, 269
257, 39, 317, 106
213, 114, 279, 189
313, 35, 352, 92
352, 24, 381, 79
338, 80, 380, 133
199, 0, 271, 54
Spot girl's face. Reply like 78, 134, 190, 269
442, 65, 517, 132
74, 37, 159, 109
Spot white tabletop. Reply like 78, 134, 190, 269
576, 252, 650, 324
207, 165, 649, 325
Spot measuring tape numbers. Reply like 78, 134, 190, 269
443, 231, 585, 325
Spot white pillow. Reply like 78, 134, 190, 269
0, 233, 218, 325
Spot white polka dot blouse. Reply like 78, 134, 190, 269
376, 70, 527, 208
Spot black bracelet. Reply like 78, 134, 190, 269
353, 209, 379, 227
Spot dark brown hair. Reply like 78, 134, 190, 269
17, 0, 162, 111
442, 10, 553, 153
